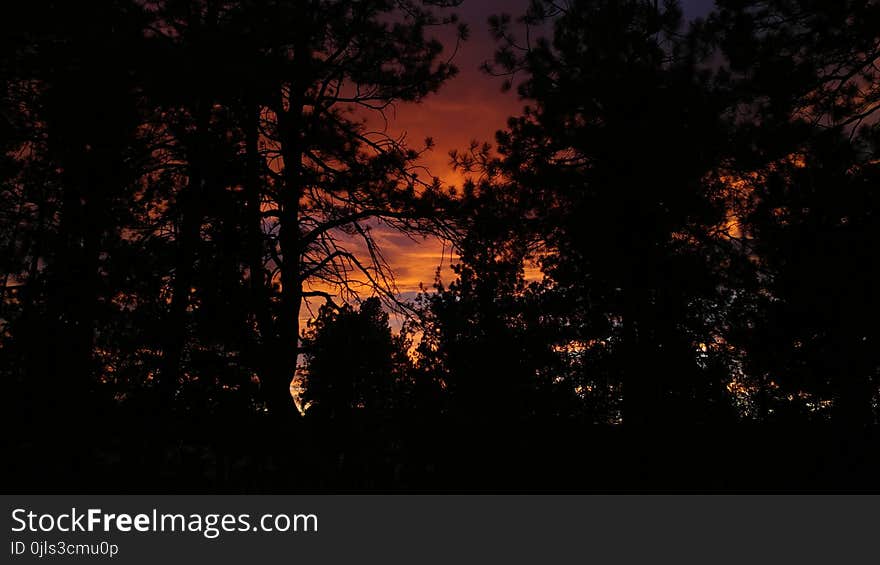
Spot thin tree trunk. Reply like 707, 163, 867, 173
270, 88, 306, 417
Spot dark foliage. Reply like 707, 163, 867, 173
1, 0, 878, 490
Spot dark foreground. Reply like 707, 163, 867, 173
4, 413, 879, 492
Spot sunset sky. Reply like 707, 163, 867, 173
304, 0, 716, 316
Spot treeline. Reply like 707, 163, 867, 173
0, 0, 465, 429
1, 0, 879, 440
296, 0, 880, 429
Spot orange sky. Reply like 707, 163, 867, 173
358, 1, 527, 300
301, 0, 716, 320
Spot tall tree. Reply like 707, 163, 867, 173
0, 0, 154, 423
710, 0, 880, 425
413, 176, 567, 422
482, 0, 737, 425
248, 0, 466, 415
132, 0, 466, 415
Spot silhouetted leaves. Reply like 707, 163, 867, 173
1, 0, 878, 490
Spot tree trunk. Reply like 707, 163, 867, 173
268, 89, 306, 417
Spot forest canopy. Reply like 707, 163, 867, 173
1, 1, 878, 490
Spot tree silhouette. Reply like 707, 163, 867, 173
413, 176, 569, 423
301, 297, 410, 420
477, 0, 738, 425
1, 0, 879, 490
709, 0, 880, 425
0, 1, 156, 427
188, 0, 467, 415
